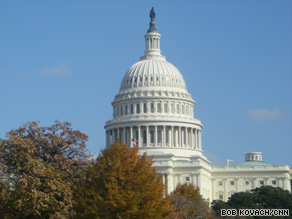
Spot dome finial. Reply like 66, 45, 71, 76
147, 7, 157, 33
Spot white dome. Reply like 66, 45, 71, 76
120, 59, 186, 91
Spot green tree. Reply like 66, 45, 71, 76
73, 140, 171, 219
212, 186, 292, 218
170, 183, 212, 219
211, 200, 231, 217
0, 121, 89, 218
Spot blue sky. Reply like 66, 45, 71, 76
0, 1, 291, 166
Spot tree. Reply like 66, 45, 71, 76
211, 200, 231, 217
73, 140, 171, 219
0, 121, 89, 218
212, 186, 292, 218
170, 183, 212, 219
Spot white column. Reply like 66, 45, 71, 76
163, 126, 166, 146
138, 126, 141, 148
146, 126, 149, 147
155, 126, 157, 147
191, 129, 194, 148
169, 126, 174, 147
112, 129, 116, 143
186, 128, 189, 147
130, 127, 133, 147
195, 129, 198, 149
178, 127, 181, 147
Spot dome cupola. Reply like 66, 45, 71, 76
105, 8, 204, 160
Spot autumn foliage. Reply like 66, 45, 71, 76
0, 121, 89, 218
170, 183, 212, 219
73, 140, 171, 218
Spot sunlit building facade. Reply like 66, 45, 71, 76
105, 9, 292, 202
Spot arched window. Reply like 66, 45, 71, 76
164, 103, 168, 113
171, 103, 174, 113
157, 103, 161, 113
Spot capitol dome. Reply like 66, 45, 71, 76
105, 7, 205, 160
120, 59, 187, 91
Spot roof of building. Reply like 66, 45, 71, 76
233, 161, 272, 167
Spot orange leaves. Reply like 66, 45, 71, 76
73, 142, 171, 218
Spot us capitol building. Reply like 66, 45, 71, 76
105, 8, 292, 202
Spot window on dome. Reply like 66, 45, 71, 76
150, 129, 154, 143
177, 104, 180, 114
143, 130, 147, 144
164, 103, 168, 113
117, 107, 119, 117
171, 103, 174, 113
145, 76, 148, 81
125, 105, 128, 115
144, 103, 147, 113
140, 76, 142, 82
134, 77, 137, 82
157, 103, 161, 113
151, 76, 153, 81
151, 103, 154, 113
156, 75, 159, 81
182, 105, 185, 114
158, 129, 162, 144
136, 104, 140, 114
130, 104, 134, 114
120, 106, 123, 115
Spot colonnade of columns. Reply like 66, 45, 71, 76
106, 125, 202, 150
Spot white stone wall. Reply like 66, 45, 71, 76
211, 165, 292, 202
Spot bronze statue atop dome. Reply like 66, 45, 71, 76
147, 7, 157, 33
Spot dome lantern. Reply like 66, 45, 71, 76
140, 8, 165, 61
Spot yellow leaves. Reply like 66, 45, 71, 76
73, 142, 171, 218
0, 120, 88, 218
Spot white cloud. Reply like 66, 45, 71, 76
40, 64, 71, 77
245, 108, 285, 121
